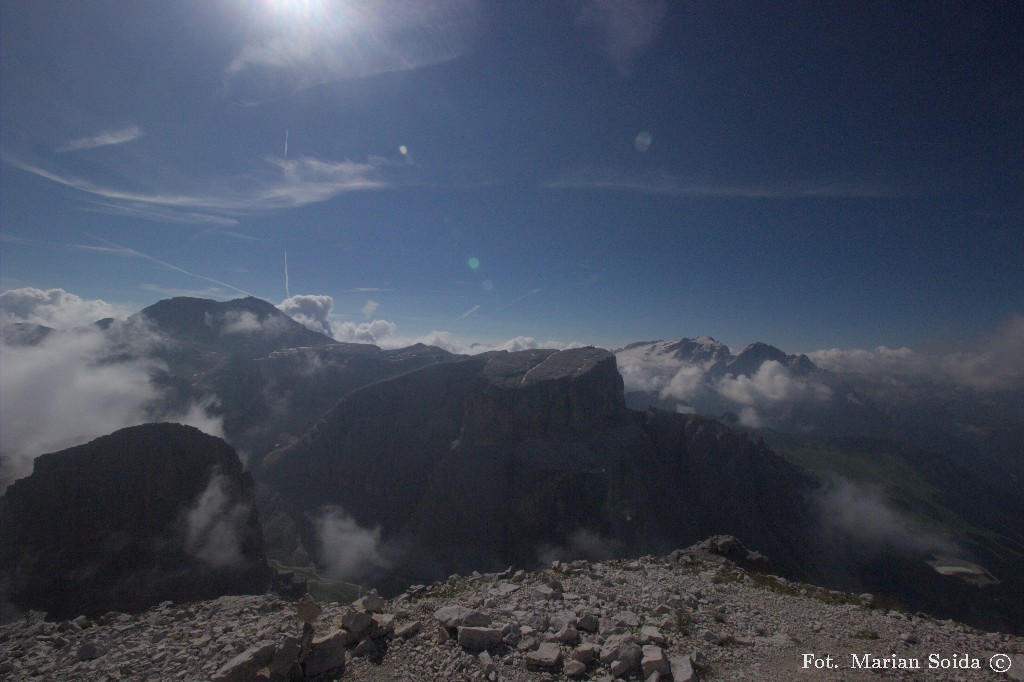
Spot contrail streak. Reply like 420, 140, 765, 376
83, 233, 253, 297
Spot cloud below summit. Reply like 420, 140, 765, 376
808, 314, 1024, 391
0, 288, 128, 329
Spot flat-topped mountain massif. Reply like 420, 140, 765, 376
1, 295, 1022, 679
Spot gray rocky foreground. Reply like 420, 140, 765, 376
1, 548, 1022, 681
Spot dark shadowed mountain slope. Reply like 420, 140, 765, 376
91, 297, 461, 462
259, 346, 1024, 631
262, 347, 825, 586
0, 424, 270, 620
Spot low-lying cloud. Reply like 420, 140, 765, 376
333, 319, 399, 345
815, 477, 957, 556
0, 318, 225, 491
494, 336, 586, 353
808, 314, 1024, 392
0, 287, 128, 329
617, 314, 1024, 437
184, 473, 251, 568
278, 292, 582, 354
716, 361, 833, 406
538, 528, 625, 565
313, 506, 394, 583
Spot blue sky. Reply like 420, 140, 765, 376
2, 0, 1021, 353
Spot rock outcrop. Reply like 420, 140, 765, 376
0, 423, 271, 620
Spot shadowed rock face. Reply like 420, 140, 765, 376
463, 347, 626, 444
0, 423, 271, 619
263, 348, 820, 584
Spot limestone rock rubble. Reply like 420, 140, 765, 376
2, 540, 1021, 681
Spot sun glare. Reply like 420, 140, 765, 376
264, 0, 329, 23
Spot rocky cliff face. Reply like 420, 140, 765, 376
0, 424, 271, 620
262, 348, 821, 586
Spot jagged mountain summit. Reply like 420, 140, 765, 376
615, 335, 890, 437
616, 336, 733, 366
714, 341, 816, 379
615, 337, 815, 378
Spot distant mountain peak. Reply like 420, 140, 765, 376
133, 295, 337, 357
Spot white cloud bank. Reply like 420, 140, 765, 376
0, 303, 225, 490
617, 314, 1024, 431
278, 293, 582, 354
808, 314, 1024, 392
716, 361, 833, 406
0, 287, 129, 329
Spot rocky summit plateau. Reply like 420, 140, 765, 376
1, 537, 1021, 682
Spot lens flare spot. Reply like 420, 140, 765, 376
399, 145, 408, 155
467, 257, 480, 270
482, 279, 493, 291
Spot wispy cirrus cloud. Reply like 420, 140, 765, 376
75, 234, 254, 297
6, 154, 389, 222
494, 287, 542, 312
261, 156, 387, 207
57, 125, 142, 152
80, 201, 239, 227
458, 304, 480, 320
545, 166, 895, 199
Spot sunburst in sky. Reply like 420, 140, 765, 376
1, 1, 1021, 353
